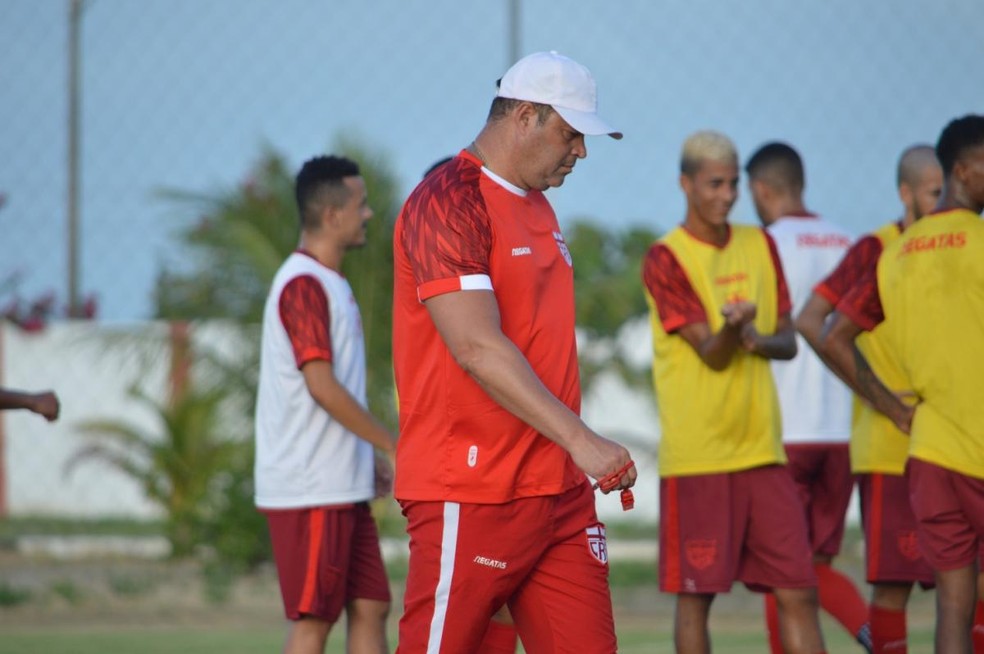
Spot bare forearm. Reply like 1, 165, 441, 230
309, 380, 396, 454
823, 328, 909, 430
796, 299, 857, 388
455, 335, 638, 486
820, 331, 869, 398
454, 336, 589, 450
749, 330, 797, 360
795, 312, 824, 356
852, 344, 909, 424
0, 389, 35, 411
698, 324, 744, 371
797, 310, 841, 374
796, 294, 834, 353
801, 323, 864, 394
424, 290, 634, 487
0, 389, 58, 420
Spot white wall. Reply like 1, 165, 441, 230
0, 318, 860, 526
1, 321, 170, 518
0, 319, 663, 522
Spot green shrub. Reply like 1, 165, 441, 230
50, 580, 84, 605
0, 582, 32, 607
109, 573, 157, 597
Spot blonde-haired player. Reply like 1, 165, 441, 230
643, 130, 826, 653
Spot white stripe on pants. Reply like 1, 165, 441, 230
426, 502, 460, 654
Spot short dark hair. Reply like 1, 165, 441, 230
936, 114, 984, 176
744, 142, 805, 194
487, 96, 554, 125
294, 155, 360, 230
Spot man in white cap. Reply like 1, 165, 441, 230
391, 51, 634, 653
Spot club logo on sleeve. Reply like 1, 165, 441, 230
553, 231, 573, 267
467, 445, 478, 468
586, 524, 608, 564
685, 539, 717, 570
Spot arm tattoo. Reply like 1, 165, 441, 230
852, 343, 899, 415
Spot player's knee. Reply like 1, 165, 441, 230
290, 615, 333, 642
348, 598, 391, 624
871, 582, 911, 610
774, 586, 819, 614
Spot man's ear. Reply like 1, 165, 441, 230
749, 178, 771, 203
898, 182, 914, 208
951, 159, 969, 189
513, 101, 539, 132
316, 204, 336, 232
679, 172, 692, 195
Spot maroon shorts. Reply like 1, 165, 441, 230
263, 502, 391, 623
396, 481, 615, 654
858, 473, 934, 586
907, 458, 984, 571
784, 443, 855, 557
659, 465, 816, 594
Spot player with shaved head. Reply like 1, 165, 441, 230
819, 114, 984, 653
795, 144, 942, 653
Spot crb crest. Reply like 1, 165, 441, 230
685, 539, 717, 570
585, 524, 608, 564
897, 531, 921, 561
553, 231, 573, 267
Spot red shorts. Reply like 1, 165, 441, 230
907, 458, 984, 571
659, 465, 817, 594
263, 502, 391, 623
784, 443, 855, 557
858, 473, 934, 586
396, 481, 615, 654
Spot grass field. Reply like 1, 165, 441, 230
0, 526, 940, 653
0, 615, 936, 653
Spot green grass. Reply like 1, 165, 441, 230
0, 619, 935, 654
604, 518, 659, 541
0, 627, 284, 654
609, 559, 658, 587
0, 519, 935, 652
0, 516, 164, 541
0, 582, 32, 607
49, 579, 84, 605
0, 509, 660, 545
108, 572, 159, 598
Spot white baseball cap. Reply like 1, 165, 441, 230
497, 51, 623, 140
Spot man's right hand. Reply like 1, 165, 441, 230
569, 431, 637, 492
30, 392, 60, 422
888, 393, 919, 435
721, 301, 757, 328
373, 451, 395, 498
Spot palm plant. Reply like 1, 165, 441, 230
154, 150, 299, 324
154, 139, 401, 426
66, 384, 240, 558
127, 139, 403, 576
566, 220, 661, 390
